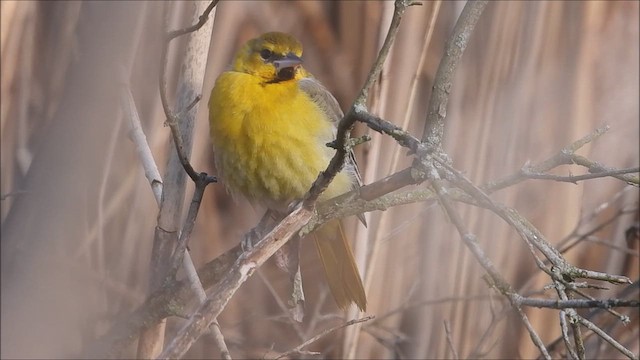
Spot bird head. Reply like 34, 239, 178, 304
233, 32, 306, 83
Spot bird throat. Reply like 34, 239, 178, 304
270, 67, 296, 83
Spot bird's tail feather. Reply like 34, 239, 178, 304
313, 220, 367, 311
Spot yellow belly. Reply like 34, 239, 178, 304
209, 71, 353, 211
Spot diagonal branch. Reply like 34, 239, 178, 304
305, 0, 418, 205
158, 1, 418, 357
421, 0, 489, 147
158, 205, 314, 359
274, 316, 375, 359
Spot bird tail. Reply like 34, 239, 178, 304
313, 220, 367, 311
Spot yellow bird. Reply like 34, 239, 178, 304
208, 32, 366, 311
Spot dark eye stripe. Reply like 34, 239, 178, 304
259, 49, 273, 60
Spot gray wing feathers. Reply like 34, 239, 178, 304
298, 78, 364, 188
298, 78, 367, 226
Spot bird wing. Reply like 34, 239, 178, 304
298, 77, 366, 226
298, 78, 364, 186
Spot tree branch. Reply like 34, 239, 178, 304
274, 316, 375, 359
157, 205, 314, 359
421, 0, 489, 147
305, 0, 417, 205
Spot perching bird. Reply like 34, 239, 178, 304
208, 32, 366, 311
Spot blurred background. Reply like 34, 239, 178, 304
1, 1, 638, 358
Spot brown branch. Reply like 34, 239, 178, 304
89, 140, 634, 357
86, 243, 245, 358
370, 294, 491, 324
425, 149, 634, 359
121, 86, 164, 204
0, 190, 28, 201
305, 0, 416, 205
521, 167, 639, 184
90, 2, 635, 356
559, 310, 580, 360
572, 154, 639, 185
444, 321, 460, 360
482, 125, 610, 192
431, 153, 633, 285
554, 279, 585, 360
518, 297, 639, 309
157, 205, 314, 359
166, 1, 218, 41
155, 1, 417, 357
421, 0, 489, 147
541, 280, 639, 359
165, 176, 215, 281
158, 0, 219, 183
139, 1, 218, 359
577, 316, 637, 359
427, 168, 552, 359
274, 316, 375, 360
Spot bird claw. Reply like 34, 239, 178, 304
241, 229, 259, 252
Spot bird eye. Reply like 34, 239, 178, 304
259, 49, 273, 60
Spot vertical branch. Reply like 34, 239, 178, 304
305, 0, 416, 206
137, 1, 215, 359
421, 0, 488, 148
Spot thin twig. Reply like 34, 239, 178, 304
444, 320, 459, 360
121, 86, 163, 204
571, 287, 633, 324
0, 190, 28, 201
482, 126, 611, 192
572, 154, 639, 185
157, 2, 417, 357
578, 316, 637, 360
274, 316, 375, 360
370, 294, 490, 324
551, 277, 585, 360
427, 165, 552, 359
183, 252, 232, 360
434, 154, 633, 285
305, 0, 415, 205
521, 167, 639, 184
165, 1, 218, 41
158, 0, 219, 182
157, 205, 314, 359
559, 310, 579, 360
257, 270, 306, 342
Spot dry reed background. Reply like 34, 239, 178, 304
1, 1, 638, 359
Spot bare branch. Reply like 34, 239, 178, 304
157, 205, 314, 359
422, 0, 489, 147
578, 316, 637, 360
165, 1, 218, 41
140, 1, 219, 359
518, 297, 639, 309
0, 190, 28, 201
572, 154, 639, 185
559, 311, 579, 360
274, 316, 375, 360
121, 86, 163, 204
427, 165, 552, 359
444, 321, 459, 360
482, 125, 611, 192
305, 0, 414, 205
158, 1, 219, 182
521, 167, 639, 184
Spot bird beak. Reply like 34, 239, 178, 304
273, 53, 303, 71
